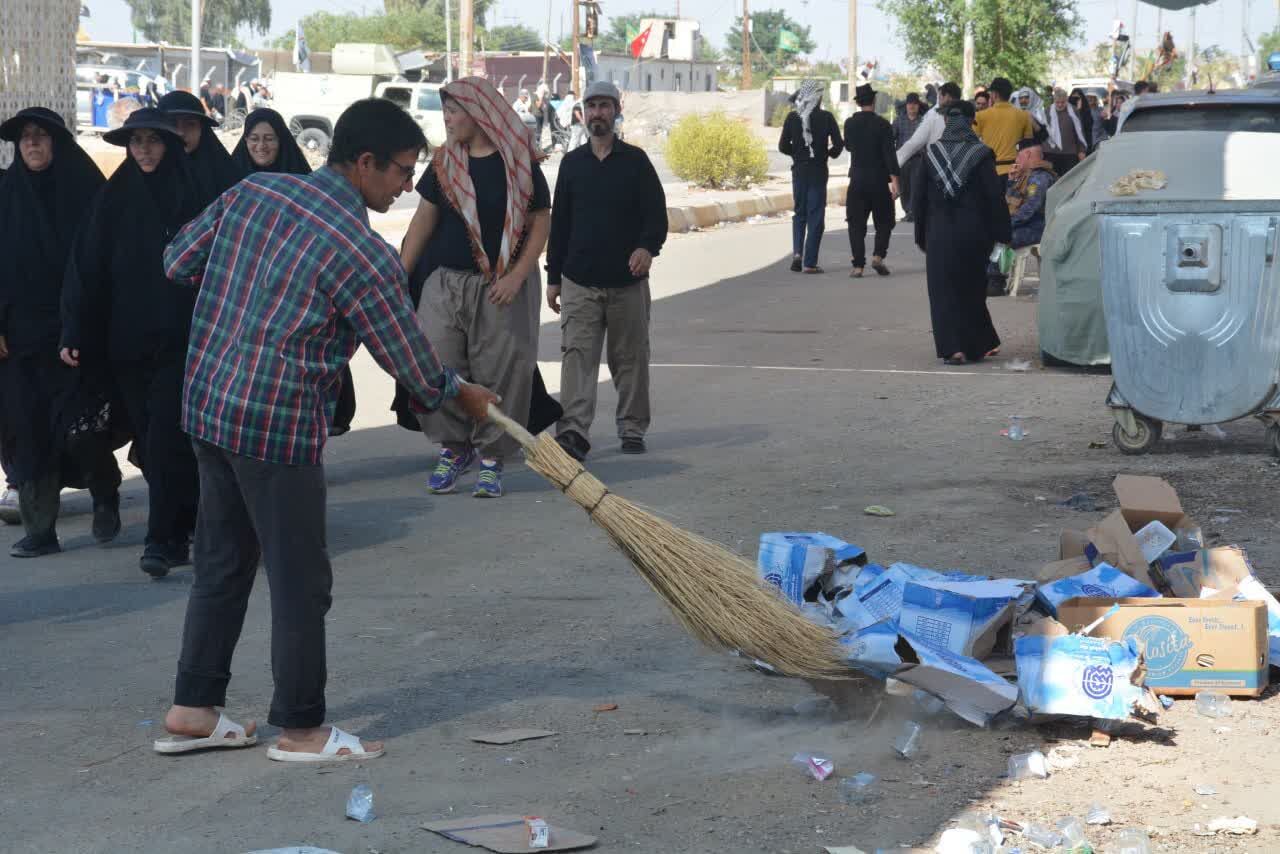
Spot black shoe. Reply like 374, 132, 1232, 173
92, 494, 122, 544
620, 437, 647, 455
789, 257, 802, 273
139, 541, 190, 579
11, 534, 61, 558
555, 430, 590, 462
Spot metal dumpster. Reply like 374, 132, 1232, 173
1095, 199, 1280, 455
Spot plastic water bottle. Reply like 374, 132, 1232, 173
1007, 750, 1049, 780
1007, 416, 1025, 441
1195, 690, 1232, 718
1114, 828, 1152, 854
893, 720, 924, 759
345, 784, 375, 822
1022, 823, 1064, 849
1085, 803, 1112, 825
837, 772, 879, 804
1057, 816, 1091, 851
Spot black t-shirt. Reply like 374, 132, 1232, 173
417, 152, 550, 274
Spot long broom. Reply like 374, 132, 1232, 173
487, 404, 855, 681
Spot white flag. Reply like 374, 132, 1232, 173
293, 21, 311, 73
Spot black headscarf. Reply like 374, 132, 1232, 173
926, 104, 988, 199
157, 90, 245, 212
63, 115, 203, 363
0, 109, 105, 354
230, 108, 312, 176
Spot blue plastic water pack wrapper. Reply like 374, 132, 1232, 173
1035, 563, 1161, 617
756, 533, 865, 606
1015, 629, 1147, 718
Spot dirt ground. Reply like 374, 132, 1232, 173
4, 214, 1280, 854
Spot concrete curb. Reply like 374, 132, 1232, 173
665, 179, 850, 233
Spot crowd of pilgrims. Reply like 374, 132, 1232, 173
0, 95, 346, 572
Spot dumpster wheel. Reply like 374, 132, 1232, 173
1268, 424, 1280, 459
1112, 413, 1161, 455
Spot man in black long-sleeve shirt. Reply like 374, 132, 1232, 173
778, 82, 843, 273
844, 83, 900, 278
546, 81, 667, 462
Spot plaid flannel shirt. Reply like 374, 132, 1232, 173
164, 166, 458, 465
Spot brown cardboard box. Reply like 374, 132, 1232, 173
1060, 530, 1090, 560
1086, 510, 1158, 589
1036, 555, 1092, 584
1112, 475, 1187, 530
1058, 597, 1269, 697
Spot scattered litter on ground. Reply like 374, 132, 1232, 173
346, 784, 375, 823
1195, 691, 1232, 719
1114, 827, 1153, 852
1204, 815, 1258, 835
792, 752, 835, 781
1002, 415, 1026, 440
526, 816, 550, 849
1005, 359, 1032, 372
421, 814, 598, 852
469, 729, 558, 745
245, 849, 344, 854
863, 506, 895, 517
892, 720, 924, 759
837, 772, 878, 804
591, 704, 619, 713
1086, 803, 1112, 825
1046, 744, 1083, 771
623, 728, 646, 736
1192, 782, 1218, 795
1007, 750, 1049, 780
1057, 492, 1100, 511
1088, 440, 1108, 449
136, 719, 153, 727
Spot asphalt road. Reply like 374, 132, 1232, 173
4, 214, 1279, 853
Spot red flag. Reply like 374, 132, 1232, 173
630, 24, 653, 59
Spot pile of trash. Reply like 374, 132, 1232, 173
755, 475, 1280, 730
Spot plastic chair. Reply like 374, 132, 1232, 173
1008, 245, 1040, 297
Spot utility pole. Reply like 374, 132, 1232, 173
571, 0, 580, 94
962, 0, 975, 97
542, 0, 553, 84
1188, 7, 1197, 88
742, 0, 751, 89
847, 0, 856, 110
459, 0, 474, 79
445, 0, 454, 82
190, 0, 200, 92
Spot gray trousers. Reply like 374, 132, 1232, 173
557, 277, 651, 441
416, 266, 540, 461
175, 440, 332, 729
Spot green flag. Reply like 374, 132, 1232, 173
777, 29, 801, 53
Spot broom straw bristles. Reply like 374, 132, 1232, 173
487, 404, 854, 681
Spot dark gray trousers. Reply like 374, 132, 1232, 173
174, 440, 332, 729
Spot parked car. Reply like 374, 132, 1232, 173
270, 43, 445, 158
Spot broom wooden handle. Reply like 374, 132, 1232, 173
486, 402, 539, 451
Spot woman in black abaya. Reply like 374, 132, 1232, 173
0, 107, 122, 557
61, 108, 203, 578
913, 102, 1012, 365
156, 90, 244, 211
229, 107, 356, 434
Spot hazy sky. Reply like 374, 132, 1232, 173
87, 0, 1277, 72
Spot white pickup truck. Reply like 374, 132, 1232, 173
272, 43, 446, 157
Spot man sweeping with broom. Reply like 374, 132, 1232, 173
154, 99, 497, 761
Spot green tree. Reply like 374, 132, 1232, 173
486, 23, 542, 52
725, 9, 817, 82
1259, 30, 1280, 57
879, 0, 1083, 86
276, 1, 495, 53
126, 0, 270, 46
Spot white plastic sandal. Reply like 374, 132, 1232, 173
153, 712, 257, 754
266, 726, 385, 763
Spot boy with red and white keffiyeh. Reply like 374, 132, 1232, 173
400, 76, 552, 498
